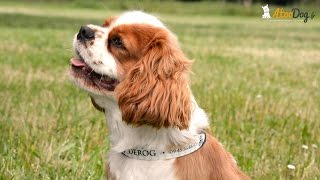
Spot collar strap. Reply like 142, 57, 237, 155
122, 132, 206, 161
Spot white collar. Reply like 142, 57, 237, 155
122, 132, 206, 161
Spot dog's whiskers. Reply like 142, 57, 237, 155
89, 69, 94, 75
86, 69, 95, 77
99, 74, 104, 83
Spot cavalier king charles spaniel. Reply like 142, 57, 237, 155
69, 11, 249, 180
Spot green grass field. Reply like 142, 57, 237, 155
0, 1, 319, 179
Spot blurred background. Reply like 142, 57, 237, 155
0, 0, 319, 179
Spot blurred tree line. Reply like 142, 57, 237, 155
180, 0, 320, 6
13, 0, 320, 7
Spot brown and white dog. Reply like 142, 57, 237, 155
69, 11, 249, 180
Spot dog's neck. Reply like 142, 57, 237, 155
90, 94, 209, 153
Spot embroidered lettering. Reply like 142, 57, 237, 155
122, 133, 206, 160
149, 150, 156, 156
127, 149, 156, 156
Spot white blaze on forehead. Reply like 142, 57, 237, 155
87, 24, 107, 33
112, 11, 165, 28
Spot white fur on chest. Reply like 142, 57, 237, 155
108, 153, 176, 180
90, 94, 209, 180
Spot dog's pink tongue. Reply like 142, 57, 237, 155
70, 58, 86, 67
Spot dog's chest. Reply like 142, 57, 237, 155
108, 153, 176, 180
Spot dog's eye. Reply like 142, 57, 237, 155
109, 37, 123, 48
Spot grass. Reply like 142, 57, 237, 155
0, 1, 319, 179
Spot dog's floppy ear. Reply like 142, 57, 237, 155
116, 31, 192, 130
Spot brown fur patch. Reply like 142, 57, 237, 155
103, 16, 117, 27
175, 134, 250, 180
110, 24, 192, 130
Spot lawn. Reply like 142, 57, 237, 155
0, 1, 319, 179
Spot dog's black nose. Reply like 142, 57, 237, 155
77, 26, 95, 41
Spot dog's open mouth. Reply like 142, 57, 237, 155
70, 56, 119, 91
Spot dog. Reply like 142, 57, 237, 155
261, 4, 271, 19
69, 11, 249, 180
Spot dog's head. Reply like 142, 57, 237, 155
70, 11, 192, 129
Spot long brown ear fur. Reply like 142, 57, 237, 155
116, 31, 192, 130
